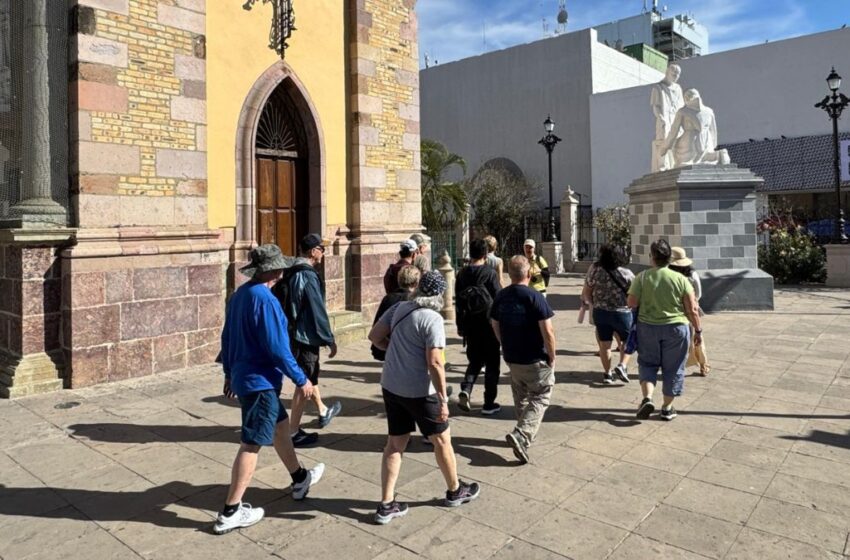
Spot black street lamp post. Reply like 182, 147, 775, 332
539, 115, 562, 242
815, 67, 850, 244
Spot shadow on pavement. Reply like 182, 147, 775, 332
781, 429, 850, 450
0, 481, 442, 530
546, 293, 582, 312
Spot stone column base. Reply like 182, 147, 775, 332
0, 352, 63, 398
825, 244, 850, 288
540, 241, 564, 274
700, 269, 774, 312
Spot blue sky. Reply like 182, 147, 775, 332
417, 0, 850, 66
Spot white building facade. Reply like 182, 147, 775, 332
420, 28, 663, 209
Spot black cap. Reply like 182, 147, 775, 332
299, 233, 328, 252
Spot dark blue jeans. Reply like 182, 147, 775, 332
636, 323, 690, 397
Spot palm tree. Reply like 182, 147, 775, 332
420, 139, 468, 229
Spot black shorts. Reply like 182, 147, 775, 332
382, 388, 449, 437
292, 341, 321, 385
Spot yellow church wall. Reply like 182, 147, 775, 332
206, 1, 347, 230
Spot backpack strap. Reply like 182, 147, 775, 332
603, 267, 629, 296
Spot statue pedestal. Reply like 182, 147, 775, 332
625, 164, 774, 312
825, 244, 850, 288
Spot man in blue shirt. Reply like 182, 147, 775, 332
215, 244, 325, 535
489, 255, 556, 465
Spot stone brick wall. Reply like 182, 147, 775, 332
348, 0, 422, 318
0, 245, 62, 362
60, 230, 227, 388
70, 0, 207, 227
58, 0, 223, 390
0, 233, 69, 398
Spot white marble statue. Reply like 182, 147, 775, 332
661, 89, 730, 168
650, 63, 684, 172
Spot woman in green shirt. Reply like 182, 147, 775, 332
627, 239, 703, 421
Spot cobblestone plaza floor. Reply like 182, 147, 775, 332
2, 276, 850, 559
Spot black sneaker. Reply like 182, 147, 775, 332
602, 372, 615, 385
636, 398, 655, 420
374, 500, 409, 525
505, 432, 529, 464
481, 403, 501, 416
445, 480, 480, 507
291, 429, 319, 447
318, 401, 342, 428
613, 364, 630, 383
660, 407, 678, 421
457, 391, 471, 412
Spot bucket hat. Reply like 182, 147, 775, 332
239, 244, 291, 278
669, 246, 693, 267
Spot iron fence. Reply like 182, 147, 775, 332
426, 228, 461, 269
500, 207, 561, 258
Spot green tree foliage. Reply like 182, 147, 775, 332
593, 204, 631, 250
467, 168, 541, 249
420, 139, 468, 229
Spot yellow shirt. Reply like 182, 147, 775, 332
529, 254, 548, 292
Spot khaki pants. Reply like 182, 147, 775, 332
507, 361, 555, 446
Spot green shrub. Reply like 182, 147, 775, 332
758, 228, 826, 284
593, 204, 631, 250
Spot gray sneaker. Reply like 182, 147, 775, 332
375, 500, 409, 525
602, 372, 616, 385
659, 407, 678, 421
636, 398, 655, 420
613, 363, 630, 383
457, 391, 471, 412
319, 401, 342, 428
506, 432, 529, 464
291, 463, 325, 500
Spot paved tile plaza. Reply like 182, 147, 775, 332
1, 276, 850, 560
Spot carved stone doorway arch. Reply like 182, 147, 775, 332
234, 62, 325, 260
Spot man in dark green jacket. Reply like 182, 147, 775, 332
278, 233, 341, 447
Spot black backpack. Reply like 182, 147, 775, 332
457, 284, 493, 329
271, 263, 316, 329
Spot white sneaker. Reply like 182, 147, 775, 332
292, 463, 325, 500
213, 503, 264, 535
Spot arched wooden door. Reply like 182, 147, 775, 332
255, 84, 309, 256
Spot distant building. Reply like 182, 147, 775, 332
593, 4, 709, 61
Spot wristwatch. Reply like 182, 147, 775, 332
437, 394, 449, 404
695, 329, 703, 334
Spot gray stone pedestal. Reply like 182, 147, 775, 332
825, 244, 850, 288
626, 164, 774, 312
540, 241, 564, 274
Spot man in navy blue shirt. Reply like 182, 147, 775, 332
214, 244, 325, 535
489, 255, 556, 465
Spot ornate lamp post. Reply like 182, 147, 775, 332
538, 115, 562, 242
815, 67, 850, 243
